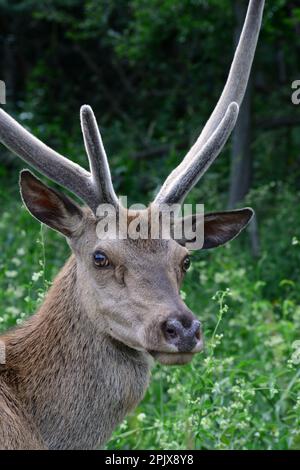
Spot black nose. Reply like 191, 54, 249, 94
162, 316, 201, 352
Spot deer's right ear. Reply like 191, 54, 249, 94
19, 170, 83, 237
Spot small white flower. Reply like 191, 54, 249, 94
119, 420, 128, 431
291, 340, 300, 365
266, 335, 284, 347
200, 416, 212, 430
12, 257, 21, 267
32, 271, 43, 282
137, 413, 146, 422
14, 287, 25, 299
37, 291, 46, 302
6, 306, 20, 316
5, 270, 18, 278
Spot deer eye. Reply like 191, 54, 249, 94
182, 256, 191, 272
93, 251, 110, 268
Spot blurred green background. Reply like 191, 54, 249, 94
0, 0, 300, 449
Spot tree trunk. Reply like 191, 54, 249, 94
228, 0, 260, 257
228, 78, 253, 207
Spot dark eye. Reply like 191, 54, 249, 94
93, 251, 110, 268
182, 256, 191, 272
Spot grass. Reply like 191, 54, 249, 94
0, 176, 299, 450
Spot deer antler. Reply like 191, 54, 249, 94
0, 0, 264, 212
80, 105, 119, 207
154, 0, 265, 205
0, 105, 118, 213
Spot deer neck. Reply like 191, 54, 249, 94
3, 255, 151, 449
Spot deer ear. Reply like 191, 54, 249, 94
201, 208, 254, 249
19, 170, 83, 237
175, 208, 254, 250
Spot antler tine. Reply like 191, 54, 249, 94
156, 102, 239, 205
80, 105, 119, 208
155, 0, 265, 205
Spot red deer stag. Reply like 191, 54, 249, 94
0, 0, 264, 450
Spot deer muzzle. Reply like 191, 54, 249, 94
148, 312, 204, 365
162, 318, 201, 352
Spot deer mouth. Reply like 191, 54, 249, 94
149, 339, 204, 365
149, 351, 197, 365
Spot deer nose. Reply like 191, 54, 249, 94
162, 317, 201, 352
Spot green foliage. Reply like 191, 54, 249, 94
1, 0, 300, 451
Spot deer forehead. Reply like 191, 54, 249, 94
71, 208, 188, 265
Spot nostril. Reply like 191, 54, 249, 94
162, 319, 180, 342
165, 325, 177, 339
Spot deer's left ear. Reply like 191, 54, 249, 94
19, 170, 84, 238
175, 208, 254, 250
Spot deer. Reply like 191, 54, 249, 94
0, 0, 264, 450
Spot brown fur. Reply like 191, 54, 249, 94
0, 257, 151, 449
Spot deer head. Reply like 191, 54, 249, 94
0, 0, 264, 366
